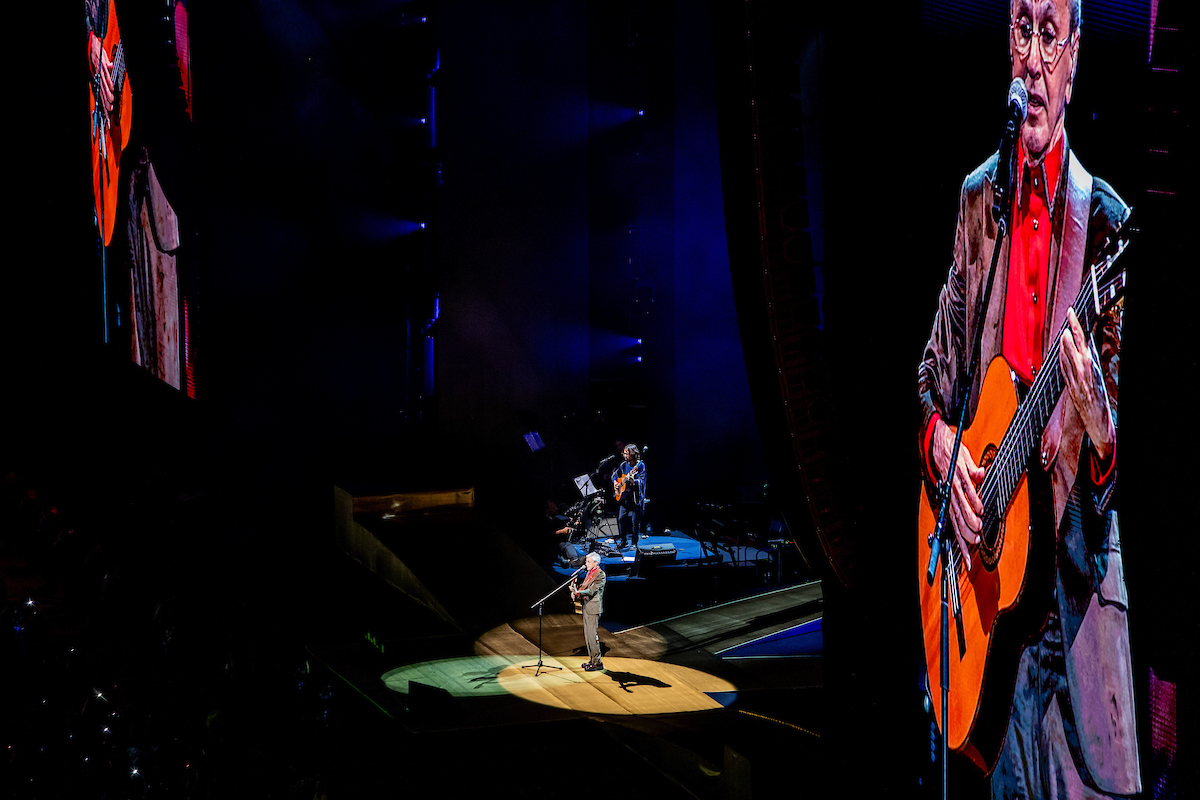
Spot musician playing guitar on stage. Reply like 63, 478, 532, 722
570, 552, 607, 671
916, 1, 1138, 796
611, 444, 646, 550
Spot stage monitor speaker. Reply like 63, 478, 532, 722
408, 680, 462, 722
632, 542, 676, 577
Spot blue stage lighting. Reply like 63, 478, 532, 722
590, 102, 643, 129
347, 215, 427, 241
423, 336, 434, 397
427, 86, 436, 147
390, 219, 425, 237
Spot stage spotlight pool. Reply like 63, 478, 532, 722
382, 655, 539, 698
381, 615, 738, 716
382, 656, 737, 716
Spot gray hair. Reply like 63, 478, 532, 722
1011, 0, 1080, 33
586, 552, 602, 567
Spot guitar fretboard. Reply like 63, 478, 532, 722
978, 241, 1127, 547
112, 40, 127, 92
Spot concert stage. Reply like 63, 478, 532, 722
303, 486, 826, 795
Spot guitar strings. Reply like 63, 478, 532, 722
949, 259, 1124, 606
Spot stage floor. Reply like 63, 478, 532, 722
307, 581, 822, 733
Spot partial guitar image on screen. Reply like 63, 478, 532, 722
87, 0, 196, 397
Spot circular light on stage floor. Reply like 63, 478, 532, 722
382, 656, 536, 698
494, 656, 737, 715
381, 615, 738, 716
381, 656, 737, 715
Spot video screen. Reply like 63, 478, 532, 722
904, 1, 1181, 796
87, 0, 196, 396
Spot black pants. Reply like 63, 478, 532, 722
617, 506, 641, 548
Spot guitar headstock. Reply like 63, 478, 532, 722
1086, 216, 1134, 319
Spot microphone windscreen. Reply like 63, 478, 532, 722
1008, 78, 1029, 121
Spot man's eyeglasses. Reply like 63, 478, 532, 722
1010, 18, 1071, 71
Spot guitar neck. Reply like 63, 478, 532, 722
112, 40, 127, 93
979, 245, 1127, 542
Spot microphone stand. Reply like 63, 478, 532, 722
640, 446, 649, 539
522, 566, 585, 677
925, 138, 1014, 800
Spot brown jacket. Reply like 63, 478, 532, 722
578, 566, 606, 616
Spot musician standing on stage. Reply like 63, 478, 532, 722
611, 444, 646, 550
572, 552, 607, 671
916, 0, 1137, 796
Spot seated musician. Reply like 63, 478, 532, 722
545, 500, 585, 566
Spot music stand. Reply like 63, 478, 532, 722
521, 566, 585, 677
573, 473, 599, 498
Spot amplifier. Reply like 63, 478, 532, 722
632, 542, 676, 577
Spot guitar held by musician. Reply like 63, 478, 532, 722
916, 223, 1131, 775
610, 444, 646, 550
88, 0, 133, 246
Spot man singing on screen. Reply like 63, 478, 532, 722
916, 0, 1139, 796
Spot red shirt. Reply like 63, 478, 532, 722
922, 134, 1112, 485
1003, 134, 1064, 387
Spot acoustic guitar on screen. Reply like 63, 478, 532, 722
90, 0, 133, 246
916, 241, 1128, 772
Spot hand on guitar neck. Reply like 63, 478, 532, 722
1058, 307, 1115, 462
89, 32, 116, 120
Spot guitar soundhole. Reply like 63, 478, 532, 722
978, 443, 997, 471
978, 443, 1002, 570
